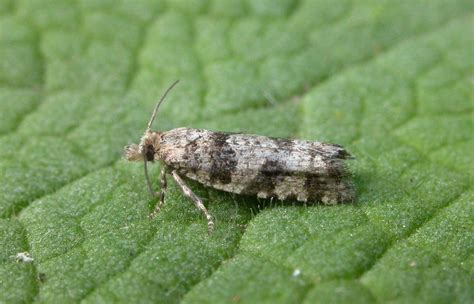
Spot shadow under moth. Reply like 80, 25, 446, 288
125, 81, 355, 234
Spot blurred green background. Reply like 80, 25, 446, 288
0, 0, 473, 303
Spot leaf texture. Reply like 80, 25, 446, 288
0, 1, 472, 303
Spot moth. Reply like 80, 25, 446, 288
125, 80, 355, 234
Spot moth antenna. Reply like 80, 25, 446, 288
146, 80, 180, 131
144, 158, 156, 197
143, 80, 179, 198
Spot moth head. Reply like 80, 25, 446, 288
124, 80, 180, 197
123, 132, 159, 162
142, 138, 156, 162
123, 80, 180, 163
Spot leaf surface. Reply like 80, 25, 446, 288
0, 1, 472, 303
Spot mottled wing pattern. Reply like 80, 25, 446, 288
158, 128, 355, 204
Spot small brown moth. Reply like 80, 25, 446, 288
125, 81, 355, 234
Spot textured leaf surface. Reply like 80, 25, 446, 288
0, 1, 473, 303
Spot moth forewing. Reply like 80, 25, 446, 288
157, 128, 355, 204
124, 81, 355, 234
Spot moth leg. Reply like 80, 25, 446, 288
171, 170, 214, 234
149, 167, 167, 219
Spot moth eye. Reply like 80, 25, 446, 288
145, 145, 155, 161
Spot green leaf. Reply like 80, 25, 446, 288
0, 1, 472, 303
